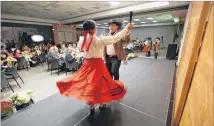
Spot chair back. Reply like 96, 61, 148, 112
50, 59, 59, 69
17, 57, 27, 69
46, 55, 51, 64
65, 59, 78, 70
1, 72, 8, 88
38, 53, 46, 62
10, 65, 20, 78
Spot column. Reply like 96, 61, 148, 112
71, 25, 77, 43
53, 24, 59, 45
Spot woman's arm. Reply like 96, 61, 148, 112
77, 36, 84, 52
98, 25, 132, 46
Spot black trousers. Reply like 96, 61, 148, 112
105, 55, 121, 80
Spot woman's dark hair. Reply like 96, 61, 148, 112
156, 37, 161, 40
83, 20, 96, 31
56, 44, 61, 49
65, 44, 68, 48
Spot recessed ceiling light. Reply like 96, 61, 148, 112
153, 21, 158, 22
109, 2, 120, 6
105, 25, 109, 27
48, 5, 52, 7
104, 22, 108, 24
123, 20, 128, 22
134, 19, 140, 21
147, 17, 153, 20
174, 18, 180, 23
141, 22, 146, 23
96, 24, 101, 26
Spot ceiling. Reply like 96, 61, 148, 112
1, 1, 141, 20
1, 1, 189, 26
92, 9, 188, 28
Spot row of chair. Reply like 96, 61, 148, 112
46, 56, 81, 76
16, 53, 46, 71
1, 54, 82, 93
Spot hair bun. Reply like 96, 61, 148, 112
83, 20, 96, 30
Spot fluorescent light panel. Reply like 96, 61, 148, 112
134, 19, 140, 21
174, 18, 180, 22
109, 2, 120, 6
147, 17, 153, 20
114, 2, 169, 14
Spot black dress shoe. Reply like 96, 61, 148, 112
90, 108, 95, 115
99, 104, 106, 111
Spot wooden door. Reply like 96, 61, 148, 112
58, 31, 66, 42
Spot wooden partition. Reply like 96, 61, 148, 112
174, 1, 213, 125
180, 4, 213, 125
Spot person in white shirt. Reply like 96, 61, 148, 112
56, 20, 134, 115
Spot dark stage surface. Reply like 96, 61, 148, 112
2, 58, 175, 126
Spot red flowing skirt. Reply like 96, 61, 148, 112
56, 58, 127, 104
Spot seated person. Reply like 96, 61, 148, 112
47, 46, 64, 68
1, 52, 8, 65
60, 44, 67, 54
65, 47, 76, 63
42, 44, 48, 54
30, 47, 40, 63
1, 46, 7, 53
13, 49, 23, 59
23, 44, 31, 54
71, 43, 79, 53
1, 52, 11, 72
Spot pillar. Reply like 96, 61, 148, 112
71, 25, 77, 43
53, 24, 59, 45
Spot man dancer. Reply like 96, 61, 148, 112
104, 19, 130, 80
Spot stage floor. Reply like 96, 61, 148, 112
2, 58, 175, 126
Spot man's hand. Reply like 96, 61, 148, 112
126, 23, 134, 30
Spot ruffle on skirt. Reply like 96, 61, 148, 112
56, 58, 127, 104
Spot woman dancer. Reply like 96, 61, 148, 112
56, 20, 133, 115
153, 37, 161, 59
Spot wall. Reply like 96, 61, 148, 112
1, 22, 54, 42
130, 24, 184, 48
76, 28, 108, 41
76, 25, 183, 48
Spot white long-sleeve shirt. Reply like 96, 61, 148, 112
77, 26, 130, 59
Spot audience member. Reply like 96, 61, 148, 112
65, 47, 75, 63
13, 49, 23, 59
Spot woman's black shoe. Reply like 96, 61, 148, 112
99, 104, 106, 111
90, 108, 95, 116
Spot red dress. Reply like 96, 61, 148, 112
56, 31, 127, 105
